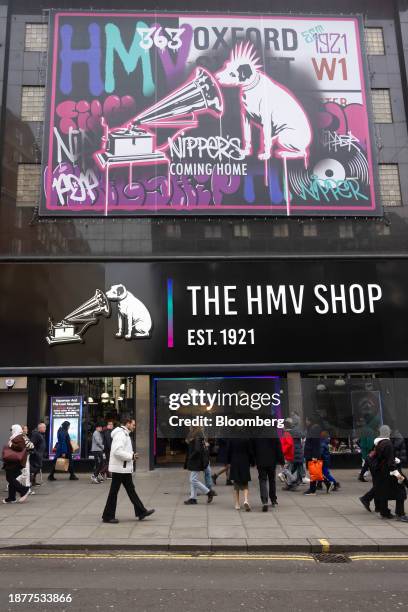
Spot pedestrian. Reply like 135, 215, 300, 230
320, 431, 339, 492
253, 431, 285, 511
102, 417, 155, 523
48, 421, 78, 481
102, 420, 114, 479
91, 422, 105, 483
278, 419, 295, 487
227, 437, 255, 511
370, 425, 408, 521
30, 422, 47, 486
303, 415, 327, 496
212, 438, 232, 485
289, 416, 305, 487
391, 429, 407, 467
357, 415, 375, 482
184, 426, 215, 505
2, 424, 34, 504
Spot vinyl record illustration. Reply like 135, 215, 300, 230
288, 142, 369, 198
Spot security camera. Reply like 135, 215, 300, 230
5, 378, 15, 390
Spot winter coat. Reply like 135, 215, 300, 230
290, 426, 304, 463
281, 432, 294, 463
372, 438, 406, 502
30, 429, 46, 470
103, 429, 113, 454
185, 434, 209, 472
3, 434, 33, 470
320, 438, 331, 467
55, 428, 72, 457
108, 426, 134, 474
91, 430, 104, 452
252, 437, 285, 467
392, 434, 407, 466
359, 425, 375, 461
215, 438, 228, 465
304, 424, 322, 462
227, 438, 255, 485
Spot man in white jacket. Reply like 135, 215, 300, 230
102, 418, 155, 524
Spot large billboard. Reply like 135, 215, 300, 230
41, 12, 380, 217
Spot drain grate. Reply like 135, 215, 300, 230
313, 553, 351, 563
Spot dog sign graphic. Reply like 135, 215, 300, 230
41, 12, 379, 217
46, 286, 152, 345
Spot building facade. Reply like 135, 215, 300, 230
1, 0, 408, 467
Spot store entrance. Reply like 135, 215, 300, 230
39, 376, 136, 460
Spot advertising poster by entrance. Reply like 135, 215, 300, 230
49, 396, 83, 459
41, 11, 379, 216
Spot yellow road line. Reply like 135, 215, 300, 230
0, 552, 313, 561
350, 555, 408, 561
319, 538, 330, 552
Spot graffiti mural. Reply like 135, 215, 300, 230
41, 12, 380, 216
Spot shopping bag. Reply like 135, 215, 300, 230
308, 459, 324, 482
70, 441, 79, 453
55, 457, 69, 472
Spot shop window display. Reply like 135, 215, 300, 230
39, 377, 135, 458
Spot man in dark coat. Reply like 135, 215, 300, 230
30, 422, 46, 486
371, 426, 407, 520
252, 431, 285, 511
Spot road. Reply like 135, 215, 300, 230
1, 551, 408, 611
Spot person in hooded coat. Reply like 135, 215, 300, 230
391, 429, 407, 467
371, 425, 408, 521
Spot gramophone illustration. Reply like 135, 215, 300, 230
47, 289, 111, 345
94, 67, 224, 169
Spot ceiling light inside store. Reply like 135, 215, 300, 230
118, 396, 123, 401
334, 378, 346, 387
316, 384, 327, 391
120, 383, 126, 391
87, 397, 94, 403
101, 392, 109, 399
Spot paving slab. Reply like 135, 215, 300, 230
1, 469, 408, 552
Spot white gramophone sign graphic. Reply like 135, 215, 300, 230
46, 284, 152, 345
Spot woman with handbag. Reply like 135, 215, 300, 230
48, 421, 78, 481
2, 424, 34, 503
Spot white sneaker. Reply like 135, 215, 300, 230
91, 476, 101, 484
278, 472, 286, 483
18, 491, 30, 503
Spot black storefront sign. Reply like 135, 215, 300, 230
0, 259, 406, 372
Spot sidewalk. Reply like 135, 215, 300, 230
1, 468, 408, 552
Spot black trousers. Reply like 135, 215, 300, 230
377, 497, 405, 517
102, 472, 146, 520
257, 465, 277, 504
93, 451, 104, 477
361, 487, 380, 512
5, 467, 29, 501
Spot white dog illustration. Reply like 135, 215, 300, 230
106, 284, 152, 339
216, 43, 312, 164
